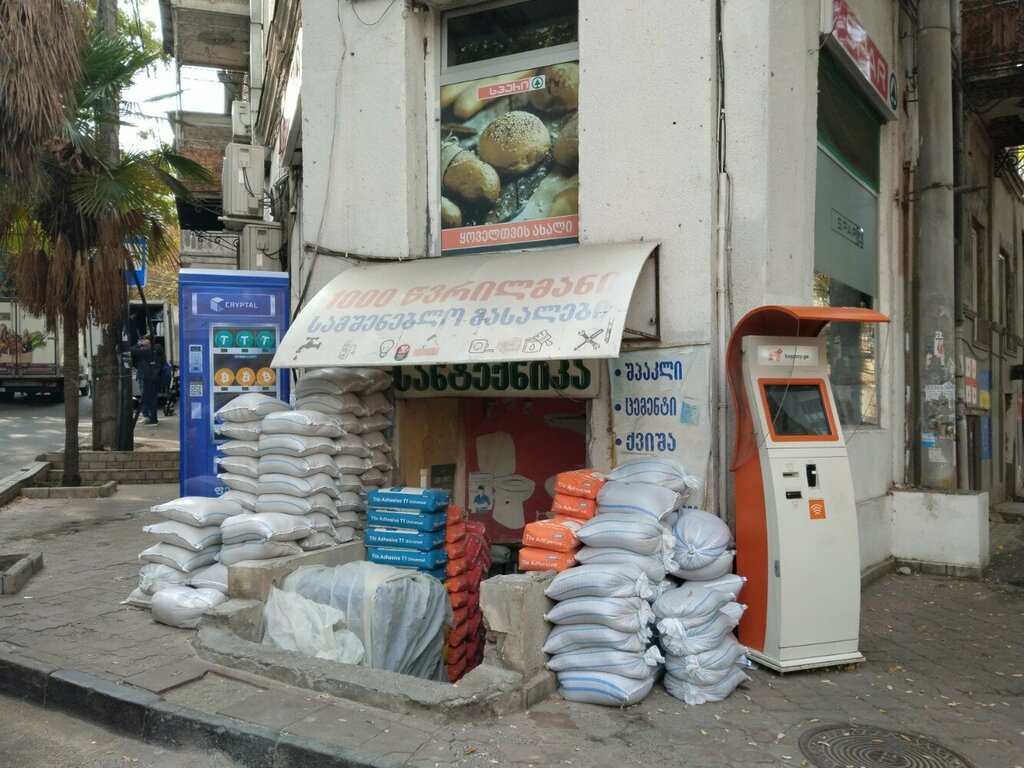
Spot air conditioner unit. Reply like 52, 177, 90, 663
222, 143, 265, 225
230, 100, 251, 141
239, 222, 283, 271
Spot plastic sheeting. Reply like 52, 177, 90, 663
281, 562, 451, 681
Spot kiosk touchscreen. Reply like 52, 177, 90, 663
727, 307, 888, 673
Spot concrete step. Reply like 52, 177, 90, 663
46, 467, 179, 485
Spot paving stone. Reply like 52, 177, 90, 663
123, 657, 210, 693
217, 687, 333, 730
283, 703, 386, 748
163, 673, 264, 715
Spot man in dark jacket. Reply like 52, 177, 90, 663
131, 335, 165, 426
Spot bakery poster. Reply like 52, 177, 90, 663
439, 61, 579, 255
463, 397, 586, 544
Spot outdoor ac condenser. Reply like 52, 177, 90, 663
222, 143, 265, 224
231, 100, 252, 141
239, 223, 283, 271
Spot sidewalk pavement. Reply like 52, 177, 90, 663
0, 484, 1021, 768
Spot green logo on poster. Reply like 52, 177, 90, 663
214, 330, 233, 347
235, 330, 255, 348
530, 76, 545, 90
255, 330, 275, 348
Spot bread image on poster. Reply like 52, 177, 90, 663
439, 62, 580, 254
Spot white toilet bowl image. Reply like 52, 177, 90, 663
491, 473, 535, 530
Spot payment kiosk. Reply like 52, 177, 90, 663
727, 306, 889, 672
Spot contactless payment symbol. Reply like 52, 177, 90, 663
808, 499, 826, 520
234, 330, 255, 348
236, 367, 256, 387
256, 367, 276, 386
255, 330, 275, 349
214, 368, 235, 387
214, 330, 233, 347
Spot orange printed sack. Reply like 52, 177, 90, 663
447, 657, 467, 682
447, 504, 464, 524
551, 493, 598, 520
447, 556, 469, 578
448, 639, 467, 664
449, 619, 472, 647
521, 517, 583, 552
446, 520, 467, 544
518, 546, 577, 572
447, 572, 471, 593
450, 589, 471, 609
553, 469, 606, 499
447, 537, 467, 560
452, 606, 469, 627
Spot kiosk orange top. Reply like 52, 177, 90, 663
726, 306, 889, 469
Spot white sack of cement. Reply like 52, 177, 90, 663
557, 670, 655, 707
606, 457, 703, 496
664, 665, 749, 705
151, 586, 226, 629
671, 510, 733, 571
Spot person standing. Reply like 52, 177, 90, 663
131, 334, 165, 426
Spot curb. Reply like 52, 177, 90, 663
0, 649, 400, 768
0, 461, 50, 507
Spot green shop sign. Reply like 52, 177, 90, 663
393, 359, 599, 398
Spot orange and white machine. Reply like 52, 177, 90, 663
727, 306, 889, 672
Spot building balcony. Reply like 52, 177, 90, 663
963, 0, 1024, 147
158, 0, 250, 71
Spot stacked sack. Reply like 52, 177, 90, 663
542, 563, 662, 707
364, 487, 450, 579
518, 469, 605, 572
214, 394, 324, 565
539, 475, 686, 707
603, 457, 750, 705
293, 367, 396, 527
654, 573, 750, 705
445, 516, 489, 681
257, 408, 357, 549
126, 496, 238, 627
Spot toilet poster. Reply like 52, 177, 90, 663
463, 397, 586, 544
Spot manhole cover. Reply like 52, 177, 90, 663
799, 723, 975, 768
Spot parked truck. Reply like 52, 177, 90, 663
0, 297, 92, 402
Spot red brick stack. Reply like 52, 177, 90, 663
446, 511, 489, 682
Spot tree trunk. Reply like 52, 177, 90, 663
61, 317, 82, 487
91, 326, 120, 449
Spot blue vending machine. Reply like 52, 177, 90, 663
179, 269, 290, 496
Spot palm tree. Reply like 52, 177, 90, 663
0, 0, 84, 189
0, 27, 209, 486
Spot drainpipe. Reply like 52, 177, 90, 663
714, 0, 733, 522
915, 0, 958, 489
951, 0, 970, 490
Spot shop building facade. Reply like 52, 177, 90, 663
159, 0, 1024, 576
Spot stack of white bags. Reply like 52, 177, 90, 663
217, 393, 356, 560
293, 367, 396, 527
540, 458, 751, 707
125, 495, 239, 626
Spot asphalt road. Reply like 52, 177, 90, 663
0, 694, 241, 768
0, 393, 93, 480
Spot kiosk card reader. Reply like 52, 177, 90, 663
727, 306, 889, 673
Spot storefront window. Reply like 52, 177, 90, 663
439, 0, 579, 255
813, 51, 882, 427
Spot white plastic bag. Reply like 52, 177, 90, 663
664, 666, 749, 705
258, 453, 339, 479
216, 455, 259, 478
653, 584, 734, 622
545, 563, 654, 601
672, 510, 733, 570
187, 563, 229, 594
672, 550, 735, 581
261, 586, 365, 664
547, 645, 664, 680
138, 542, 218, 572
151, 496, 241, 527
215, 393, 290, 422
542, 623, 652, 655
574, 545, 678, 582
607, 458, 702, 495
138, 563, 190, 595
557, 670, 655, 706
219, 540, 303, 566
221, 512, 315, 544
664, 637, 750, 686
151, 586, 226, 629
544, 596, 654, 634
577, 512, 666, 555
657, 613, 739, 656
143, 521, 222, 552
596, 481, 681, 522
686, 573, 746, 599
261, 410, 345, 438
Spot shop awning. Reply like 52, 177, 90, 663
273, 242, 658, 368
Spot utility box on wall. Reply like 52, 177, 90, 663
240, 223, 283, 271
222, 143, 265, 224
